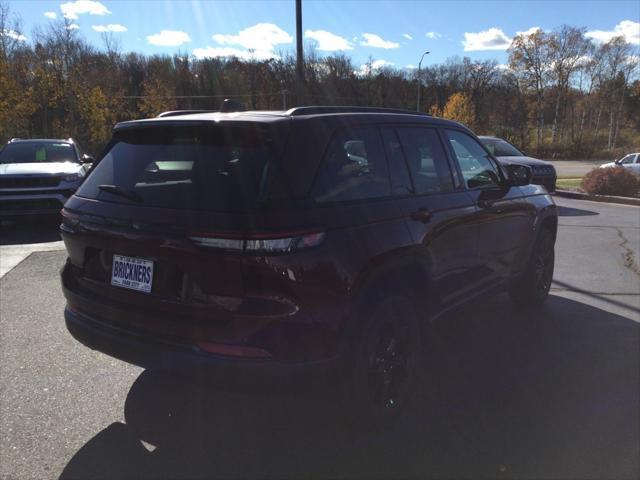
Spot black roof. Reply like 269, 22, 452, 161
115, 106, 464, 131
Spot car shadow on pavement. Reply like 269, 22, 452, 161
0, 217, 62, 245
556, 205, 600, 217
60, 294, 639, 480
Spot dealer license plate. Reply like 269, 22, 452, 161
110, 254, 154, 293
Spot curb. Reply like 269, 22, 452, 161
554, 189, 640, 206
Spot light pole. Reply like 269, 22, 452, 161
416, 51, 430, 111
295, 0, 305, 106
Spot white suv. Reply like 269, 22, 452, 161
0, 138, 94, 218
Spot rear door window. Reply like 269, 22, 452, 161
311, 126, 390, 203
75, 124, 283, 212
395, 127, 454, 194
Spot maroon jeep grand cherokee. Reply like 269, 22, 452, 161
60, 107, 557, 425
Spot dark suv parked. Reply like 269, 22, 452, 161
60, 107, 557, 424
479, 136, 557, 192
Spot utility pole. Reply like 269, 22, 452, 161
295, 0, 305, 106
416, 51, 430, 111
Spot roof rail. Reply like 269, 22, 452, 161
285, 106, 431, 117
157, 110, 219, 118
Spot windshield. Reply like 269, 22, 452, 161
75, 124, 283, 212
0, 142, 78, 164
481, 138, 525, 157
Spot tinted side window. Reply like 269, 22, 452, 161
380, 128, 412, 196
445, 130, 500, 189
312, 126, 390, 203
395, 127, 454, 194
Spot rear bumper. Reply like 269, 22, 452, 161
64, 305, 342, 387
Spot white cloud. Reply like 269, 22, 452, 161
60, 1, 110, 20
586, 20, 640, 45
92, 24, 127, 33
372, 59, 394, 68
462, 27, 512, 51
360, 33, 399, 49
212, 23, 292, 51
516, 26, 542, 36
305, 29, 353, 51
402, 33, 413, 40
405, 64, 417, 69
147, 30, 191, 47
193, 46, 279, 61
44, 11, 57, 19
1, 29, 27, 41
356, 59, 394, 76
497, 63, 511, 70
425, 31, 442, 40
66, 23, 80, 30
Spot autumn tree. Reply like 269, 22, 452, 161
137, 73, 176, 118
77, 86, 112, 148
441, 92, 476, 127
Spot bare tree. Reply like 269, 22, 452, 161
548, 26, 591, 142
0, 2, 24, 59
509, 29, 553, 148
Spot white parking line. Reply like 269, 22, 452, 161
0, 241, 65, 278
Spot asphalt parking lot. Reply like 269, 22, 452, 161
1, 196, 638, 480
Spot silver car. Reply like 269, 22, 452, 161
0, 138, 94, 218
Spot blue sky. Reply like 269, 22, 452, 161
6, 0, 640, 69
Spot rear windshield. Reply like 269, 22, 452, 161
0, 142, 77, 164
481, 138, 524, 157
76, 124, 284, 212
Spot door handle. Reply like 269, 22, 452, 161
410, 208, 431, 223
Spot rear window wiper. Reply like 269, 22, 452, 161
98, 184, 143, 203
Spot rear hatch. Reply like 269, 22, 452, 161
61, 120, 298, 328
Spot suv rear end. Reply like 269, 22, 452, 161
60, 114, 359, 382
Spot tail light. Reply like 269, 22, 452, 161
189, 230, 326, 253
60, 208, 80, 232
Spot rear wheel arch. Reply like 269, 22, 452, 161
540, 214, 558, 241
348, 255, 432, 344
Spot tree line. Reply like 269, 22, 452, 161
1, 3, 638, 158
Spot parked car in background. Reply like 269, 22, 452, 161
60, 107, 557, 427
479, 136, 557, 192
600, 153, 640, 175
0, 138, 93, 218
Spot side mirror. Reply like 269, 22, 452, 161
81, 154, 95, 164
505, 163, 532, 186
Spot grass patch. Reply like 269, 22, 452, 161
556, 178, 582, 190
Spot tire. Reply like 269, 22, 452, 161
509, 227, 555, 307
341, 293, 422, 429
